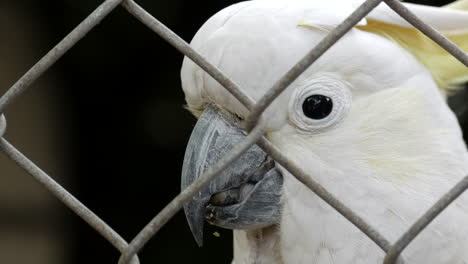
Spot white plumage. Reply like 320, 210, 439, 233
181, 0, 468, 263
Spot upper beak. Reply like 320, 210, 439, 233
181, 106, 283, 246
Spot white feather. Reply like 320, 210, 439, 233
180, 0, 468, 263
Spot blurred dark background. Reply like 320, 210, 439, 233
0, 0, 464, 263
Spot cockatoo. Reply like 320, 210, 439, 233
180, 0, 468, 263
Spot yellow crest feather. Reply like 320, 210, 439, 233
445, 0, 468, 10
358, 2, 468, 94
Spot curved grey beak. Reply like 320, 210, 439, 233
181, 106, 283, 247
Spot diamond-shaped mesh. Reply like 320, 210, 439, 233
0, 1, 467, 263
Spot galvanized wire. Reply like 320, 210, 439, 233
118, 123, 267, 264
121, 0, 255, 110
0, 0, 123, 114
245, 0, 384, 131
118, 1, 392, 262
0, 138, 140, 264
257, 137, 392, 252
383, 175, 468, 264
0, 115, 5, 137
0, 0, 467, 263
0, 0, 139, 261
384, 0, 468, 67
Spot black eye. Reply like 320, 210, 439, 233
302, 95, 333, 120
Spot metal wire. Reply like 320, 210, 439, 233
0, 115, 5, 137
121, 0, 255, 110
120, 1, 391, 258
245, 0, 384, 131
384, 0, 468, 67
383, 175, 468, 264
0, 0, 123, 114
118, 123, 266, 264
0, 138, 140, 264
257, 137, 392, 252
0, 0, 467, 263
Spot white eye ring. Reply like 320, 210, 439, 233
289, 75, 352, 134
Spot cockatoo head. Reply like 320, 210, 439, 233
180, 0, 468, 249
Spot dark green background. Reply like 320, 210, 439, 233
3, 0, 465, 263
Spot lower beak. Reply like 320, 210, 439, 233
181, 106, 283, 246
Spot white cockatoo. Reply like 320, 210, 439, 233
180, 0, 468, 263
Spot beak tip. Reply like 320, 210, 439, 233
195, 236, 204, 247
188, 219, 205, 247
184, 202, 207, 248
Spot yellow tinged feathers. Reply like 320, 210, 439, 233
358, 1, 468, 94
445, 0, 468, 10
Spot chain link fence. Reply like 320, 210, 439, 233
1, 0, 467, 263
